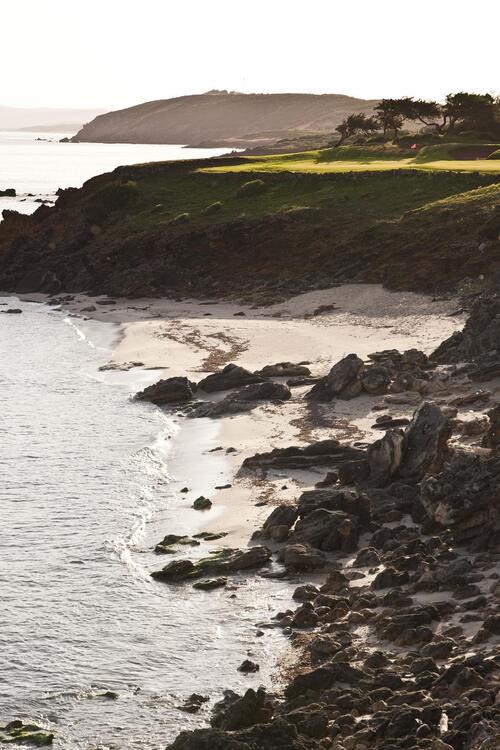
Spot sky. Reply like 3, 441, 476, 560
4, 0, 499, 111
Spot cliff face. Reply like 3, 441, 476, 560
70, 91, 378, 145
0, 158, 498, 301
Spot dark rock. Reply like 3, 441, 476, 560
483, 404, 500, 448
0, 188, 16, 197
297, 487, 370, 526
192, 496, 212, 510
288, 508, 359, 553
254, 362, 311, 377
281, 543, 327, 572
151, 546, 272, 582
421, 452, 500, 546
261, 504, 298, 541
237, 660, 259, 673
398, 401, 452, 482
372, 416, 410, 430
292, 584, 320, 601
135, 376, 196, 405
361, 366, 392, 395
372, 567, 410, 589
193, 577, 227, 591
242, 439, 366, 472
305, 353, 364, 401
367, 429, 405, 486
189, 381, 291, 418
353, 547, 381, 567
285, 662, 368, 698
197, 364, 265, 392
210, 687, 273, 731
432, 294, 500, 364
1, 308, 22, 314
177, 693, 209, 713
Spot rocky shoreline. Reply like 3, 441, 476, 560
147, 291, 500, 750
109, 288, 499, 750
4, 284, 500, 749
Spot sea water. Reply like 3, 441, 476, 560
0, 300, 293, 748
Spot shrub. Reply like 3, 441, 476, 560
235, 179, 266, 198
84, 180, 139, 223
170, 212, 190, 225
202, 201, 223, 215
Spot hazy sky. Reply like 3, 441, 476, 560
4, 0, 499, 110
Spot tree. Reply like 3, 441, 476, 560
374, 99, 411, 139
444, 92, 496, 132
408, 99, 447, 134
334, 113, 380, 145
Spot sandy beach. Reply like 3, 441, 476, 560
47, 283, 466, 548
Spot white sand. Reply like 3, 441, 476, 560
53, 284, 466, 545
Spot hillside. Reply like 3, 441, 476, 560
0, 149, 498, 300
70, 91, 378, 147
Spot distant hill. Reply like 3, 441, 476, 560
70, 91, 378, 147
0, 106, 106, 132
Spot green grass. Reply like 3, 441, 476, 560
104, 158, 498, 237
199, 143, 500, 175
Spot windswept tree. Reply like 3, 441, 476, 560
408, 99, 447, 134
444, 92, 496, 132
374, 98, 411, 139
334, 113, 380, 145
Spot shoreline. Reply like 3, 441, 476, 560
51, 283, 465, 549
6, 282, 500, 749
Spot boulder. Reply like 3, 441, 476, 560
167, 723, 299, 750
305, 354, 364, 402
193, 578, 227, 591
254, 362, 311, 377
367, 429, 405, 486
261, 504, 298, 541
432, 294, 500, 364
197, 364, 265, 393
297, 487, 370, 527
135, 376, 196, 405
192, 496, 212, 510
288, 508, 359, 553
361, 366, 392, 395
483, 404, 500, 448
151, 546, 272, 582
421, 452, 500, 546
280, 543, 327, 572
398, 402, 452, 482
210, 687, 273, 731
242, 439, 366, 471
237, 660, 259, 673
188, 381, 291, 418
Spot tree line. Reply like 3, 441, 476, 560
334, 92, 499, 145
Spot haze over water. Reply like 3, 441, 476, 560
0, 131, 231, 217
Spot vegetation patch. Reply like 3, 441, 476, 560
235, 179, 266, 197
83, 179, 139, 223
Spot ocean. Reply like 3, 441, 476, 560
0, 131, 231, 217
0, 133, 292, 748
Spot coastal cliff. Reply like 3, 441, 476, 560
0, 157, 498, 300
70, 91, 378, 147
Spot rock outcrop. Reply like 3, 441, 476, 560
197, 364, 265, 393
188, 382, 291, 418
135, 376, 196, 404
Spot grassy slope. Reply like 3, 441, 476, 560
0, 150, 498, 298
200, 143, 500, 175
122, 163, 498, 236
